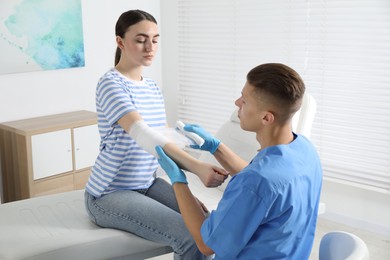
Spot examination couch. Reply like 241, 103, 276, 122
0, 189, 173, 260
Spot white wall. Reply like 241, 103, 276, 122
0, 0, 161, 123
0, 0, 162, 202
160, 0, 179, 127
321, 180, 390, 238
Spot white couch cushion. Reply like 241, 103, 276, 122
0, 190, 172, 260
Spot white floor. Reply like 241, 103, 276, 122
147, 217, 390, 260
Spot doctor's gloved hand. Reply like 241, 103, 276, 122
155, 146, 188, 185
184, 124, 221, 154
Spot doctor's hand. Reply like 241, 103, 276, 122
155, 146, 188, 185
184, 124, 221, 154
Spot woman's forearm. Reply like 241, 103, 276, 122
162, 143, 200, 172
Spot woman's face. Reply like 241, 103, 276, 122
117, 20, 159, 67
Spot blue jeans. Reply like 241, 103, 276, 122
84, 177, 211, 260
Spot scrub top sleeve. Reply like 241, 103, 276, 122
201, 185, 268, 258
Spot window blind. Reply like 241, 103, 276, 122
177, 0, 390, 193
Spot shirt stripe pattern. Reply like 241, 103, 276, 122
86, 68, 166, 198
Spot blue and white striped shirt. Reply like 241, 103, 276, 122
86, 68, 166, 198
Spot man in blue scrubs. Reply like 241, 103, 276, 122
156, 63, 323, 259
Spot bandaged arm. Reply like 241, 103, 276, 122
127, 120, 196, 172
118, 110, 190, 167
128, 120, 169, 157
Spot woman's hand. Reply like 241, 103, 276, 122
195, 163, 229, 188
158, 143, 229, 188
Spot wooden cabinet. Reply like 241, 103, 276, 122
0, 111, 100, 202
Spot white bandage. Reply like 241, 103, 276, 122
128, 120, 169, 157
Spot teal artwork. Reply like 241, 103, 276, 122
0, 0, 85, 74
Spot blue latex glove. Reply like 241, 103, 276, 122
155, 146, 188, 184
183, 124, 221, 154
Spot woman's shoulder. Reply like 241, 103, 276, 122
143, 77, 158, 86
100, 68, 120, 81
97, 69, 123, 87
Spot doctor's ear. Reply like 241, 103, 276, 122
262, 111, 275, 125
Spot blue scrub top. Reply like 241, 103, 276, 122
201, 134, 322, 259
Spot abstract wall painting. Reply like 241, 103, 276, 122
0, 0, 85, 74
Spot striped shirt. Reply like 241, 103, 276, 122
86, 68, 166, 198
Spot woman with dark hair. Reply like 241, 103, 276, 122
84, 10, 226, 259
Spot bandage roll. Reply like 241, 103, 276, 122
175, 121, 205, 147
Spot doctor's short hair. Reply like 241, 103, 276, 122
246, 63, 305, 118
